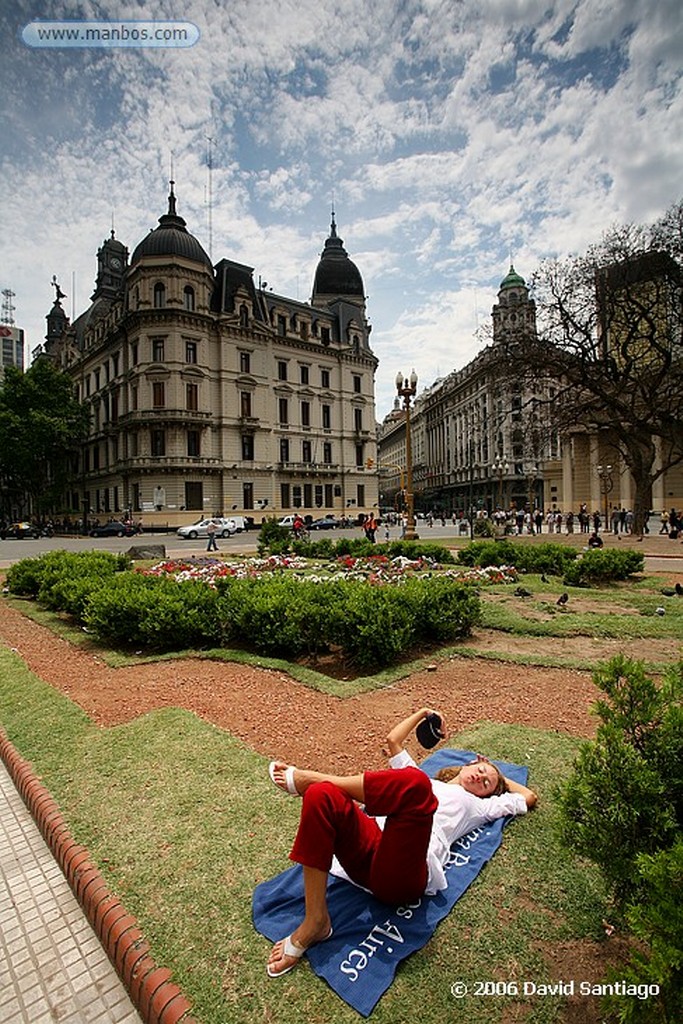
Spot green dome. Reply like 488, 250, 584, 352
500, 264, 526, 290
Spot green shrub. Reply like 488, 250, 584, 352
334, 583, 417, 671
291, 537, 456, 563
457, 539, 577, 575
402, 577, 481, 643
563, 548, 645, 585
473, 517, 496, 538
6, 549, 128, 599
557, 656, 683, 901
257, 518, 292, 555
603, 839, 683, 1024
83, 574, 222, 651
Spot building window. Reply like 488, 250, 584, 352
278, 397, 289, 424
242, 434, 254, 461
322, 404, 331, 429
130, 384, 138, 411
152, 381, 165, 408
131, 342, 138, 365
280, 483, 290, 508
355, 443, 364, 466
186, 340, 197, 363
279, 438, 290, 462
277, 315, 287, 337
243, 482, 254, 509
184, 286, 195, 311
111, 352, 119, 377
111, 391, 119, 423
240, 391, 252, 418
300, 321, 308, 341
302, 440, 312, 463
324, 483, 333, 506
185, 481, 203, 510
303, 483, 313, 508
186, 383, 198, 411
315, 484, 323, 508
93, 445, 100, 470
94, 369, 101, 390
187, 430, 200, 457
300, 365, 309, 384
323, 441, 332, 464
320, 326, 330, 344
354, 407, 363, 432
239, 304, 249, 327
239, 351, 251, 373
357, 483, 365, 507
353, 374, 362, 393
152, 338, 165, 362
153, 283, 166, 308
321, 368, 330, 388
301, 401, 310, 427
277, 360, 288, 381
151, 429, 166, 456
293, 485, 302, 508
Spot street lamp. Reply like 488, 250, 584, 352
492, 454, 509, 510
395, 368, 419, 541
597, 464, 613, 531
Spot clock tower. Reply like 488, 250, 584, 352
91, 229, 128, 301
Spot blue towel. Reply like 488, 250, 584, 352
253, 749, 528, 1016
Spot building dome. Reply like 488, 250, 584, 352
311, 215, 365, 303
131, 184, 212, 269
499, 264, 526, 291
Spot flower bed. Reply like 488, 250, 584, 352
139, 554, 518, 588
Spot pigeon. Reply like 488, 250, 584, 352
660, 587, 676, 597
514, 586, 533, 598
676, 582, 683, 596
541, 574, 550, 583
656, 607, 666, 616
557, 592, 569, 607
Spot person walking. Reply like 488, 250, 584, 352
206, 519, 219, 552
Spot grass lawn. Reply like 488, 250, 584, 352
0, 644, 615, 1024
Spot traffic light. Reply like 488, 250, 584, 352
365, 457, 375, 469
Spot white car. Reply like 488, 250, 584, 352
176, 518, 238, 540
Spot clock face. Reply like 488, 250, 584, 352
110, 257, 122, 270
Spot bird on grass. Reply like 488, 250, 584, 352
676, 582, 683, 597
660, 587, 676, 597
514, 586, 533, 598
557, 592, 569, 607
541, 573, 550, 583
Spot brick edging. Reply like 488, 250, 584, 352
0, 730, 197, 1024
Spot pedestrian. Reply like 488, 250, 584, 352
206, 519, 219, 552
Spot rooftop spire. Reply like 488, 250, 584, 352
168, 178, 177, 216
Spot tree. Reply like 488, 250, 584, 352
504, 200, 683, 533
0, 359, 90, 519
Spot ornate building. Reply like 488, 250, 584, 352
378, 266, 563, 515
42, 189, 379, 524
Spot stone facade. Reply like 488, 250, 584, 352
43, 191, 378, 525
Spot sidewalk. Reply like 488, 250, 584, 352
0, 758, 142, 1024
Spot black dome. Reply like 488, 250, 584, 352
312, 216, 364, 302
131, 186, 212, 269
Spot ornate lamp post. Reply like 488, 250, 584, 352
597, 464, 613, 530
492, 454, 509, 510
395, 369, 419, 541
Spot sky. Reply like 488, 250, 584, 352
1, 0, 681, 418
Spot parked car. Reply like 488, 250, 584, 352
309, 516, 340, 530
89, 521, 136, 538
8, 521, 36, 539
176, 518, 238, 540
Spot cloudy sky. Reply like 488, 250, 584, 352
1, 0, 681, 417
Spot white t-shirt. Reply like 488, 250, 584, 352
330, 750, 527, 895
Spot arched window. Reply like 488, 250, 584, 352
239, 304, 249, 327
184, 286, 195, 311
153, 283, 166, 308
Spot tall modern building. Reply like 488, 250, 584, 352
42, 188, 379, 523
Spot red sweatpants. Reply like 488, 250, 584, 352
289, 767, 438, 905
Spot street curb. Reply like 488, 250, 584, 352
0, 729, 197, 1024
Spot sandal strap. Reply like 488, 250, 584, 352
282, 935, 307, 959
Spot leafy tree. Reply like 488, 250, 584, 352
0, 359, 90, 518
504, 199, 683, 534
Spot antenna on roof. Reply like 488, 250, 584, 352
206, 134, 214, 260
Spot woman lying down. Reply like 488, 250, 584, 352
266, 706, 538, 977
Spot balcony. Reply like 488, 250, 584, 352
119, 409, 212, 424
278, 462, 339, 475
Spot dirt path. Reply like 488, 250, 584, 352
0, 600, 599, 770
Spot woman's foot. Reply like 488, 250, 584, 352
266, 920, 333, 977
268, 760, 302, 796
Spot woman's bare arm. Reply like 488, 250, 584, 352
386, 708, 443, 756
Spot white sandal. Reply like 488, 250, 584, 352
266, 928, 334, 978
268, 760, 300, 796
